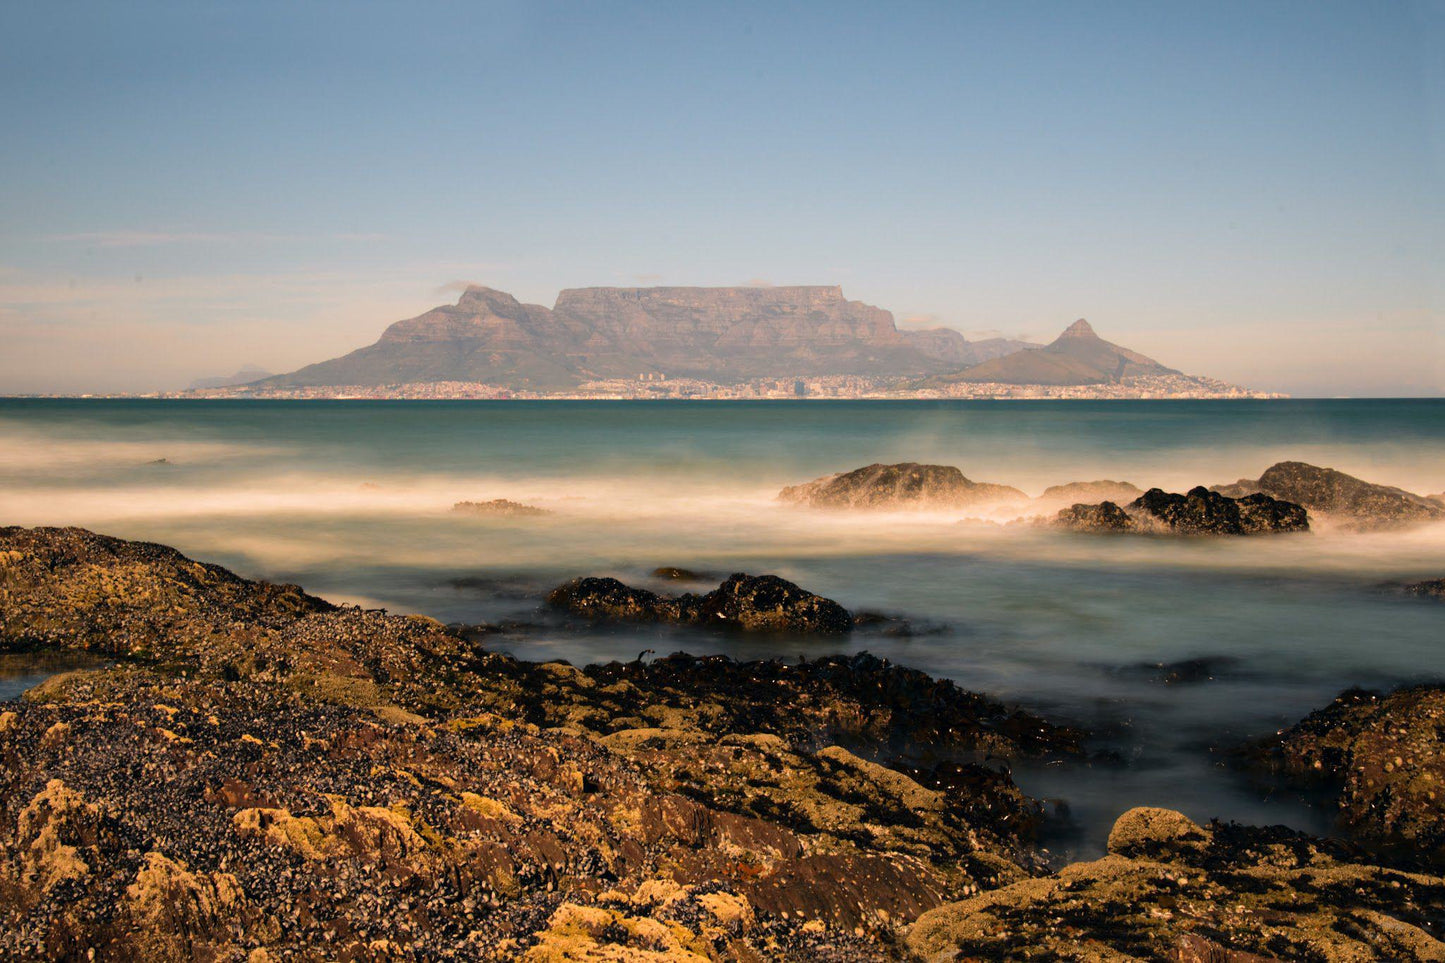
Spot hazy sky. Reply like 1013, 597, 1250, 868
1, 0, 1440, 395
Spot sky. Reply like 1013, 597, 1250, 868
0, 0, 1440, 396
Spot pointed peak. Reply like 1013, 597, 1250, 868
1059, 318, 1097, 338
457, 285, 520, 306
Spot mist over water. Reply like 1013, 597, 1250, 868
4, 398, 1443, 860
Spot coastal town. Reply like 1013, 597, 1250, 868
159, 371, 1285, 401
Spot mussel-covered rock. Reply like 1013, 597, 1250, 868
548, 573, 854, 634
1250, 683, 1445, 869
1050, 487, 1309, 536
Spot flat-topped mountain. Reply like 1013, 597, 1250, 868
263, 284, 1034, 389
918, 319, 1179, 387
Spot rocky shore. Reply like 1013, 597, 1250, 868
2, 525, 1443, 960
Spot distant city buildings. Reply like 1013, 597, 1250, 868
159, 372, 1283, 401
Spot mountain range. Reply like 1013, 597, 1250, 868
254, 284, 1187, 391
259, 285, 1034, 390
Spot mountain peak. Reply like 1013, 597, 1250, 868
1059, 318, 1097, 339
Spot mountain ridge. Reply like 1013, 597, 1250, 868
262, 284, 1037, 390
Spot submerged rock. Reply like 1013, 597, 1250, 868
1032, 480, 1144, 514
1214, 461, 1444, 529
1051, 487, 1309, 536
651, 566, 707, 581
452, 498, 551, 517
907, 806, 1445, 961
778, 462, 1028, 510
1252, 683, 1445, 869
548, 573, 855, 634
1115, 656, 1241, 686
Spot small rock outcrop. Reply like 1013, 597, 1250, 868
1214, 461, 1444, 529
779, 463, 1027, 510
452, 499, 551, 517
1252, 684, 1445, 868
1051, 487, 1309, 536
907, 807, 1445, 961
1405, 578, 1445, 600
548, 573, 855, 634
1053, 500, 1135, 533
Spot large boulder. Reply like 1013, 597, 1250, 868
1051, 487, 1309, 536
778, 463, 1027, 510
1214, 461, 1444, 529
548, 573, 854, 634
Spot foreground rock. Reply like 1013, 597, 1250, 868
1251, 684, 1445, 869
1215, 461, 1445, 529
452, 499, 551, 517
548, 573, 856, 634
0, 525, 1081, 959
1052, 486, 1309, 536
908, 806, 1445, 961
779, 463, 1027, 511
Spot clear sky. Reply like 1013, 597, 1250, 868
1, 0, 1440, 395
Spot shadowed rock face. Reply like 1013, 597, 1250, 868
547, 573, 855, 634
907, 806, 1445, 961
1050, 487, 1309, 536
1215, 461, 1445, 529
779, 463, 1028, 510
1250, 684, 1445, 870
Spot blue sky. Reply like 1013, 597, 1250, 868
1, 0, 1440, 394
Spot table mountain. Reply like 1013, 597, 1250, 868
262, 285, 1034, 389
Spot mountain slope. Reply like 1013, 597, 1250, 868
919, 319, 1178, 386
263, 285, 1035, 389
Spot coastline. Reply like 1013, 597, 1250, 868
2, 525, 1442, 959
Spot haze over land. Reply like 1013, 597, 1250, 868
0, 3, 1440, 396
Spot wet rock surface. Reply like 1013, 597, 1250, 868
908, 807, 1445, 961
548, 573, 855, 634
1051, 487, 1309, 536
779, 463, 1028, 510
1250, 683, 1445, 870
1214, 461, 1445, 529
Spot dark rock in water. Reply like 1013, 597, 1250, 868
451, 498, 551, 517
1050, 488, 1307, 536
1214, 461, 1444, 529
1116, 656, 1241, 686
1404, 578, 1445, 600
1130, 486, 1309, 535
1250, 683, 1445, 870
548, 573, 855, 634
1054, 500, 1135, 533
779, 462, 1028, 510
652, 565, 707, 581
908, 806, 1445, 960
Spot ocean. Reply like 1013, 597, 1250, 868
3, 398, 1442, 860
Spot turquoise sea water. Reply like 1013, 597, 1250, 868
3, 398, 1443, 859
